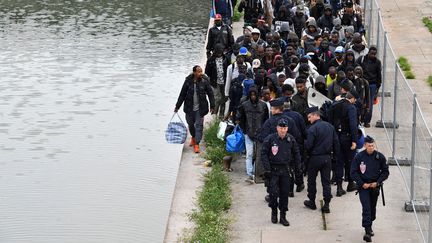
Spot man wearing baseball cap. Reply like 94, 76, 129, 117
206, 14, 234, 58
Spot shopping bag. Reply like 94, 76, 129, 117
165, 113, 187, 144
217, 121, 228, 141
226, 125, 245, 153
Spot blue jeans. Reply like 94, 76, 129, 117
185, 110, 204, 144
244, 135, 255, 177
364, 84, 378, 124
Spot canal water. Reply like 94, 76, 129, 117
0, 0, 210, 242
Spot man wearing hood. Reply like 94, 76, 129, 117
341, 0, 364, 33
310, 0, 325, 20
349, 33, 369, 60
273, 5, 292, 31
329, 31, 345, 54
175, 66, 215, 153
317, 4, 334, 30
251, 28, 267, 46
317, 40, 334, 75
353, 66, 371, 124
237, 85, 270, 182
328, 71, 354, 100
292, 5, 308, 40
212, 0, 237, 27
301, 18, 322, 52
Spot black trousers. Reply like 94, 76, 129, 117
307, 155, 332, 202
359, 187, 380, 228
268, 168, 290, 212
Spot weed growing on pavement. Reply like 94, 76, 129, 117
427, 76, 432, 88
232, 1, 243, 22
422, 17, 432, 33
398, 56, 416, 79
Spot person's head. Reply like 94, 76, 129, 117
213, 44, 224, 58
238, 64, 247, 74
266, 77, 275, 90
270, 99, 284, 115
232, 43, 241, 55
236, 55, 245, 65
364, 135, 376, 154
256, 45, 265, 58
273, 32, 281, 42
331, 31, 340, 44
252, 28, 261, 41
340, 79, 351, 93
266, 32, 274, 45
328, 66, 337, 78
324, 4, 332, 16
276, 59, 285, 72
320, 39, 329, 50
368, 46, 378, 60
261, 87, 271, 101
346, 66, 355, 80
272, 43, 281, 55
286, 44, 296, 56
278, 73, 286, 86
276, 118, 289, 138
295, 76, 307, 94
265, 46, 274, 58
335, 46, 345, 59
315, 75, 326, 90
354, 66, 363, 78
215, 14, 223, 26
352, 33, 363, 47
345, 26, 355, 39
248, 85, 258, 102
337, 70, 346, 82
193, 65, 203, 80
282, 84, 295, 98
314, 35, 323, 47
244, 32, 252, 44
306, 107, 321, 124
346, 50, 355, 62
299, 63, 309, 76
289, 55, 299, 70
307, 23, 317, 33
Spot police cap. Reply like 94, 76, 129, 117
305, 106, 320, 115
277, 118, 289, 127
364, 135, 375, 143
270, 99, 284, 107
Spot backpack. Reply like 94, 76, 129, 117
229, 76, 244, 98
320, 99, 345, 129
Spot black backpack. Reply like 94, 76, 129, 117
320, 99, 345, 130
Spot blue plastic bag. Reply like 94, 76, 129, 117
165, 113, 187, 144
226, 125, 245, 153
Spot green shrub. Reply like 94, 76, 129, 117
405, 70, 416, 79
203, 121, 225, 149
232, 0, 243, 22
427, 76, 432, 87
398, 56, 411, 71
422, 17, 432, 33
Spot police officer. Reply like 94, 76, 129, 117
330, 91, 358, 196
259, 98, 304, 196
261, 118, 301, 226
350, 136, 389, 242
303, 107, 340, 213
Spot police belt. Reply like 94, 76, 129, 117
270, 164, 290, 171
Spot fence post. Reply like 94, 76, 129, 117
368, 0, 373, 45
376, 11, 380, 49
380, 32, 387, 123
410, 94, 417, 202
392, 61, 398, 158
429, 143, 432, 243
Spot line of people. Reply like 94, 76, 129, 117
175, 0, 388, 241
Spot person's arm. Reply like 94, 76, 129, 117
225, 64, 234, 97
376, 60, 382, 88
350, 154, 365, 188
175, 80, 188, 111
291, 139, 302, 172
332, 127, 340, 157
258, 119, 271, 143
261, 135, 272, 171
348, 105, 358, 144
377, 153, 390, 185
236, 103, 246, 130
205, 81, 216, 111
364, 79, 370, 109
305, 126, 315, 152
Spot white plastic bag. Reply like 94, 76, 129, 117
217, 121, 228, 141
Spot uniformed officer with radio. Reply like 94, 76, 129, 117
350, 135, 389, 242
261, 118, 301, 226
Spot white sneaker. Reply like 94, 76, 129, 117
245, 175, 255, 184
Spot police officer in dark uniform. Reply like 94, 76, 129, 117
303, 107, 340, 213
350, 136, 389, 242
261, 118, 301, 226
259, 99, 304, 197
330, 91, 358, 196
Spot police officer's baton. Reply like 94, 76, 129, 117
381, 184, 386, 206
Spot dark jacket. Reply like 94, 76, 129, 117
357, 55, 382, 86
206, 25, 234, 53
238, 0, 264, 24
317, 14, 334, 30
258, 113, 301, 144
292, 92, 308, 121
261, 133, 301, 171
332, 99, 358, 143
353, 77, 370, 109
205, 55, 230, 87
175, 74, 215, 117
350, 150, 389, 188
237, 88, 270, 140
306, 119, 340, 156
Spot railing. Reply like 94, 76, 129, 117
364, 0, 432, 242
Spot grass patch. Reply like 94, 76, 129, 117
232, 0, 243, 22
427, 76, 432, 87
422, 17, 432, 33
185, 121, 232, 243
398, 56, 416, 79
